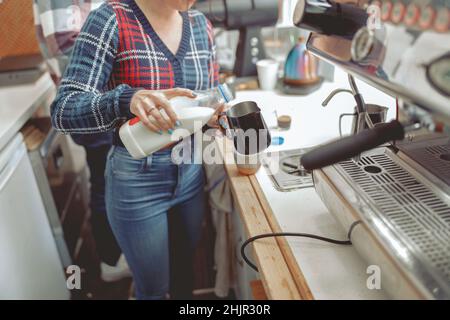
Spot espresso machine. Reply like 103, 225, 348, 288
294, 0, 450, 299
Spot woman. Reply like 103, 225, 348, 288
51, 0, 222, 299
34, 0, 132, 283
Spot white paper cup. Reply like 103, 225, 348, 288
256, 59, 279, 91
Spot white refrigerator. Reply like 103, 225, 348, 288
0, 134, 69, 299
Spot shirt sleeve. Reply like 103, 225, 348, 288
50, 3, 138, 134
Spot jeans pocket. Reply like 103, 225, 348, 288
111, 148, 150, 176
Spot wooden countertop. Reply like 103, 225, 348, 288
216, 136, 313, 300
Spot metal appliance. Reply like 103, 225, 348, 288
0, 134, 69, 299
226, 101, 272, 155
294, 0, 450, 299
195, 0, 278, 77
263, 148, 313, 192
22, 118, 72, 268
22, 118, 91, 268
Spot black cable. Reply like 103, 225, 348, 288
240, 221, 362, 272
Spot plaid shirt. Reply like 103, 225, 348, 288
50, 0, 219, 135
34, 0, 105, 84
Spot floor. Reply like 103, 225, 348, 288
72, 278, 236, 300
70, 199, 235, 300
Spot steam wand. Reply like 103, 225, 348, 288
322, 74, 372, 162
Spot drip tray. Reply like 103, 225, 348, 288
334, 148, 450, 298
397, 135, 450, 187
263, 148, 313, 192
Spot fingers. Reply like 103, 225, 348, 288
207, 113, 229, 130
134, 94, 171, 133
130, 89, 197, 134
214, 103, 229, 129
152, 94, 178, 128
207, 114, 220, 129
163, 87, 196, 99
148, 105, 173, 132
218, 115, 229, 129
136, 103, 161, 134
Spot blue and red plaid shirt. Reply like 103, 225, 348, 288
51, 0, 219, 135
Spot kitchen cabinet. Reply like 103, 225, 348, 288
230, 206, 258, 300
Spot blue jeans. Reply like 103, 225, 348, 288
105, 145, 205, 300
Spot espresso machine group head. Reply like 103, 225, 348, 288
194, 0, 278, 77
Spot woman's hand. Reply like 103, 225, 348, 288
130, 88, 196, 133
207, 103, 229, 130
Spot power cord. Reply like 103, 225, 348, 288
240, 221, 362, 272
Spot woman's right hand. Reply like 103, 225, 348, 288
130, 88, 196, 134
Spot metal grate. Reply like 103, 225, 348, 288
401, 144, 450, 186
263, 149, 313, 192
337, 153, 450, 290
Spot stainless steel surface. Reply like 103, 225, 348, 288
323, 146, 450, 299
348, 74, 361, 101
25, 118, 73, 267
0, 134, 69, 299
322, 88, 354, 106
28, 139, 72, 267
302, 0, 450, 124
276, 0, 297, 28
314, 167, 422, 299
397, 135, 450, 187
263, 148, 313, 191
324, 89, 388, 136
227, 100, 260, 118
227, 101, 272, 155
293, 0, 450, 299
322, 75, 381, 162
356, 104, 388, 130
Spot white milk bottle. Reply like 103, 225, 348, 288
119, 85, 232, 159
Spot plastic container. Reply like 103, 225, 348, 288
170, 84, 233, 109
119, 85, 232, 159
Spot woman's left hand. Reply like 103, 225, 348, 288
207, 103, 229, 129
